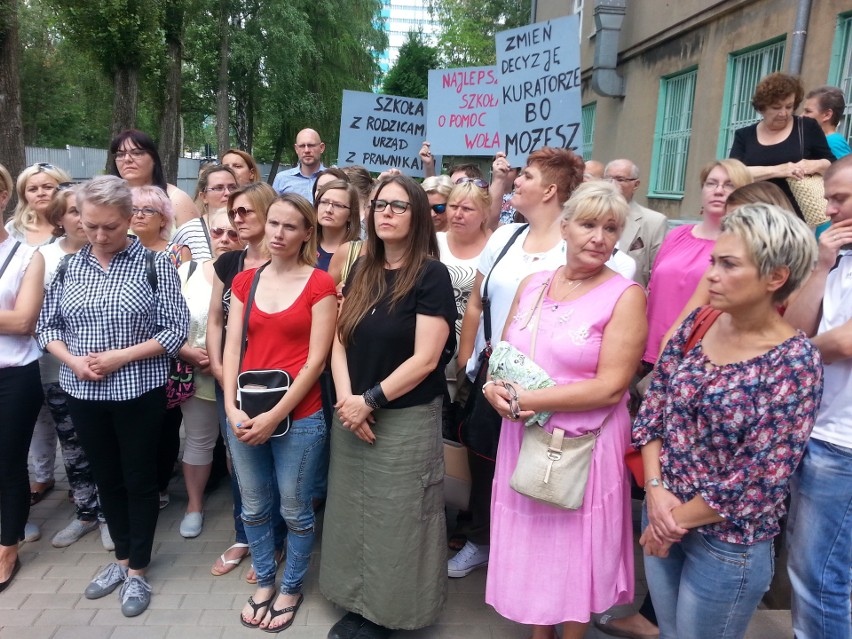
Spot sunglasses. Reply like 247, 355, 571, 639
455, 177, 489, 189
33, 162, 56, 172
210, 226, 240, 240
228, 206, 255, 221
56, 181, 80, 191
431, 203, 447, 215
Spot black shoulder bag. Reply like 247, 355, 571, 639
457, 224, 529, 460
236, 264, 293, 437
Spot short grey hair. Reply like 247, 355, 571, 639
561, 180, 629, 232
421, 174, 453, 198
720, 204, 817, 302
604, 159, 639, 179
78, 175, 133, 220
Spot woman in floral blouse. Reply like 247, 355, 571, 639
632, 203, 823, 639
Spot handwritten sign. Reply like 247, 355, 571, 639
338, 90, 429, 177
427, 66, 500, 156
496, 15, 582, 166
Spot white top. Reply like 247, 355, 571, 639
37, 241, 75, 383
173, 218, 213, 261
0, 236, 42, 368
465, 223, 566, 377
812, 251, 852, 449
178, 260, 215, 401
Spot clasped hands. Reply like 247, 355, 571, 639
70, 349, 129, 381
335, 394, 376, 444
641, 486, 689, 558
482, 380, 534, 422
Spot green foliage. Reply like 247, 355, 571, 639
380, 30, 439, 100
428, 0, 531, 67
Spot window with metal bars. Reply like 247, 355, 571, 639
581, 102, 596, 161
829, 12, 852, 146
650, 69, 697, 197
718, 38, 786, 157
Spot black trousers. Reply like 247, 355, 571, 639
67, 386, 165, 569
157, 405, 183, 493
0, 361, 43, 546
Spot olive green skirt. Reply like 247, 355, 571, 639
319, 396, 447, 629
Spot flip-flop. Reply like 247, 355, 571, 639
262, 593, 304, 633
240, 593, 275, 628
210, 543, 250, 576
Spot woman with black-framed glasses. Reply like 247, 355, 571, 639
321, 175, 456, 638
176, 165, 240, 261
107, 129, 198, 228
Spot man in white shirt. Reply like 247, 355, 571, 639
784, 154, 852, 639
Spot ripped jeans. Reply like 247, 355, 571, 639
226, 410, 326, 593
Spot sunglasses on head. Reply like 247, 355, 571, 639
210, 226, 239, 240
33, 162, 56, 172
431, 203, 447, 214
56, 181, 80, 191
455, 177, 489, 189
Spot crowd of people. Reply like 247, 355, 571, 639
1, 71, 851, 639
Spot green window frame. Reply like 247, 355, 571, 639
649, 67, 697, 198
828, 11, 852, 145
717, 37, 786, 157
581, 102, 596, 161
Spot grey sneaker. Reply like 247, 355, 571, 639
22, 522, 41, 544
119, 575, 152, 617
84, 562, 127, 599
51, 519, 98, 548
99, 523, 115, 551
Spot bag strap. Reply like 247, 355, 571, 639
527, 275, 550, 361
797, 116, 805, 162
684, 306, 722, 353
199, 215, 213, 255
482, 224, 529, 350
341, 240, 363, 284
187, 260, 198, 280
0, 241, 21, 283
238, 264, 267, 374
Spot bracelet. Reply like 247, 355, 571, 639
370, 383, 389, 407
481, 380, 496, 392
644, 477, 663, 488
363, 388, 380, 410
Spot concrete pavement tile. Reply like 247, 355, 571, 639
110, 626, 168, 639
208, 578, 254, 594
57, 579, 95, 594
0, 591, 29, 609
0, 608, 42, 626
31, 550, 87, 565
144, 609, 202, 626
19, 593, 81, 610
43, 564, 93, 579
51, 627, 112, 639
180, 593, 239, 610
193, 608, 246, 627
34, 608, 96, 626
0, 626, 56, 639
438, 605, 514, 626
165, 627, 223, 639
90, 608, 147, 625
159, 579, 212, 594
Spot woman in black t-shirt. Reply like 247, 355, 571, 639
320, 175, 456, 638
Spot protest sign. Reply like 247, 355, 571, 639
496, 15, 582, 166
427, 66, 500, 156
338, 90, 429, 177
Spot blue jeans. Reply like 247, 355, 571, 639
226, 409, 326, 593
788, 437, 852, 639
642, 505, 774, 639
214, 382, 286, 549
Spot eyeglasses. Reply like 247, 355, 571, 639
431, 203, 447, 214
455, 177, 489, 189
371, 199, 411, 215
56, 182, 80, 191
295, 143, 321, 150
131, 206, 161, 217
210, 226, 240, 240
703, 180, 736, 192
114, 149, 147, 162
33, 162, 56, 172
318, 198, 350, 212
606, 176, 638, 183
205, 184, 238, 194
228, 206, 255, 221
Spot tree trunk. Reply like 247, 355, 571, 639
267, 125, 287, 186
0, 0, 26, 219
215, 0, 230, 156
158, 0, 184, 184
111, 66, 139, 140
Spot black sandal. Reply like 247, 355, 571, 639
240, 593, 275, 628
263, 593, 304, 633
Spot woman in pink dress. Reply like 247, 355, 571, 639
482, 181, 648, 639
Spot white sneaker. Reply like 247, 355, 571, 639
179, 512, 203, 538
447, 541, 489, 578
22, 522, 41, 544
51, 519, 98, 548
99, 523, 115, 551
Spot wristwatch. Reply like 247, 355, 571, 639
645, 477, 662, 488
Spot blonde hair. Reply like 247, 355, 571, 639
447, 181, 492, 212
561, 180, 629, 231
12, 163, 71, 234
699, 159, 753, 190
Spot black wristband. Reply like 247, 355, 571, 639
371, 383, 389, 407
363, 388, 380, 410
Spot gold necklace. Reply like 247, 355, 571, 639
551, 270, 594, 306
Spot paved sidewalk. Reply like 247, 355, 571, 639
2, 467, 793, 638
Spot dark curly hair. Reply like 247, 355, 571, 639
751, 73, 804, 112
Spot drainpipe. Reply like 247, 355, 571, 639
788, 0, 812, 76
591, 0, 627, 98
